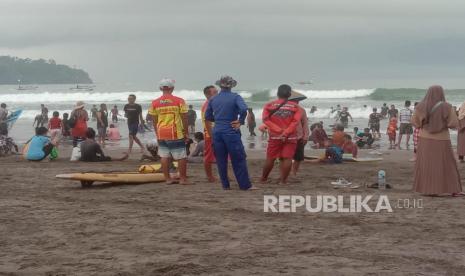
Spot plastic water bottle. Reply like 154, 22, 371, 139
378, 170, 386, 190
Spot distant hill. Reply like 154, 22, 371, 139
0, 56, 93, 85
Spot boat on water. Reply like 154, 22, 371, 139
295, 80, 313, 85
16, 85, 38, 91
69, 84, 94, 91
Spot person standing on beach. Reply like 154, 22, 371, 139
381, 103, 389, 118
388, 104, 398, 119
290, 91, 309, 177
456, 102, 465, 162
397, 100, 413, 149
412, 85, 462, 196
124, 94, 145, 154
70, 101, 89, 147
246, 108, 257, 137
40, 104, 49, 122
261, 84, 302, 185
96, 103, 109, 146
0, 103, 7, 123
90, 105, 98, 121
0, 103, 8, 133
148, 78, 190, 184
187, 105, 197, 135
201, 85, 218, 183
368, 108, 382, 139
205, 75, 254, 190
337, 107, 353, 128
111, 105, 119, 123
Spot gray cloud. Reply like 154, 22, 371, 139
1, 0, 465, 88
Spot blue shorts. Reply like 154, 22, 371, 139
158, 139, 187, 160
128, 123, 139, 136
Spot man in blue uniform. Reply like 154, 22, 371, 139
205, 75, 254, 190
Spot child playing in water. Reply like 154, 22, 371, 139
387, 116, 398, 149
48, 111, 62, 145
356, 128, 374, 148
106, 124, 121, 141
331, 124, 345, 147
61, 113, 71, 137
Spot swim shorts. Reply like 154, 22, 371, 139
267, 139, 297, 159
158, 139, 187, 160
399, 123, 413, 135
128, 123, 139, 136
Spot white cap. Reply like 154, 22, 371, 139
159, 78, 175, 88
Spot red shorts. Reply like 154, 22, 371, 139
267, 139, 297, 159
204, 137, 216, 163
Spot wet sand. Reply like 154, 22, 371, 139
1, 147, 465, 275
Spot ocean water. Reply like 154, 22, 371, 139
2, 84, 463, 146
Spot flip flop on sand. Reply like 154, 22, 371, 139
367, 183, 393, 189
331, 178, 352, 187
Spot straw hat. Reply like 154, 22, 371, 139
74, 101, 85, 110
215, 75, 237, 89
289, 90, 307, 102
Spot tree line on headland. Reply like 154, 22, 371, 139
0, 56, 93, 85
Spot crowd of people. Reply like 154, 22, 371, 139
0, 79, 464, 196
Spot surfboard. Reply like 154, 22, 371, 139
56, 171, 166, 187
304, 155, 383, 162
5, 109, 22, 131
55, 163, 176, 187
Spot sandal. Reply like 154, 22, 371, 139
331, 177, 352, 187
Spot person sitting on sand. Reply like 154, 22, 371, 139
0, 123, 18, 157
140, 140, 161, 162
356, 128, 374, 148
310, 122, 328, 148
332, 124, 345, 148
308, 139, 343, 164
80, 128, 128, 162
188, 132, 205, 163
387, 116, 398, 149
260, 84, 302, 185
107, 124, 121, 141
342, 134, 358, 158
25, 127, 57, 161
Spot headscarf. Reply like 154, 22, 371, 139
414, 85, 451, 133
458, 101, 465, 120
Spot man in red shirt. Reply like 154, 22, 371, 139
261, 84, 302, 185
201, 85, 218, 182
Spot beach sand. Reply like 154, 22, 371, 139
1, 146, 465, 275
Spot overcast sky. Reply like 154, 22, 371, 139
1, 0, 464, 89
